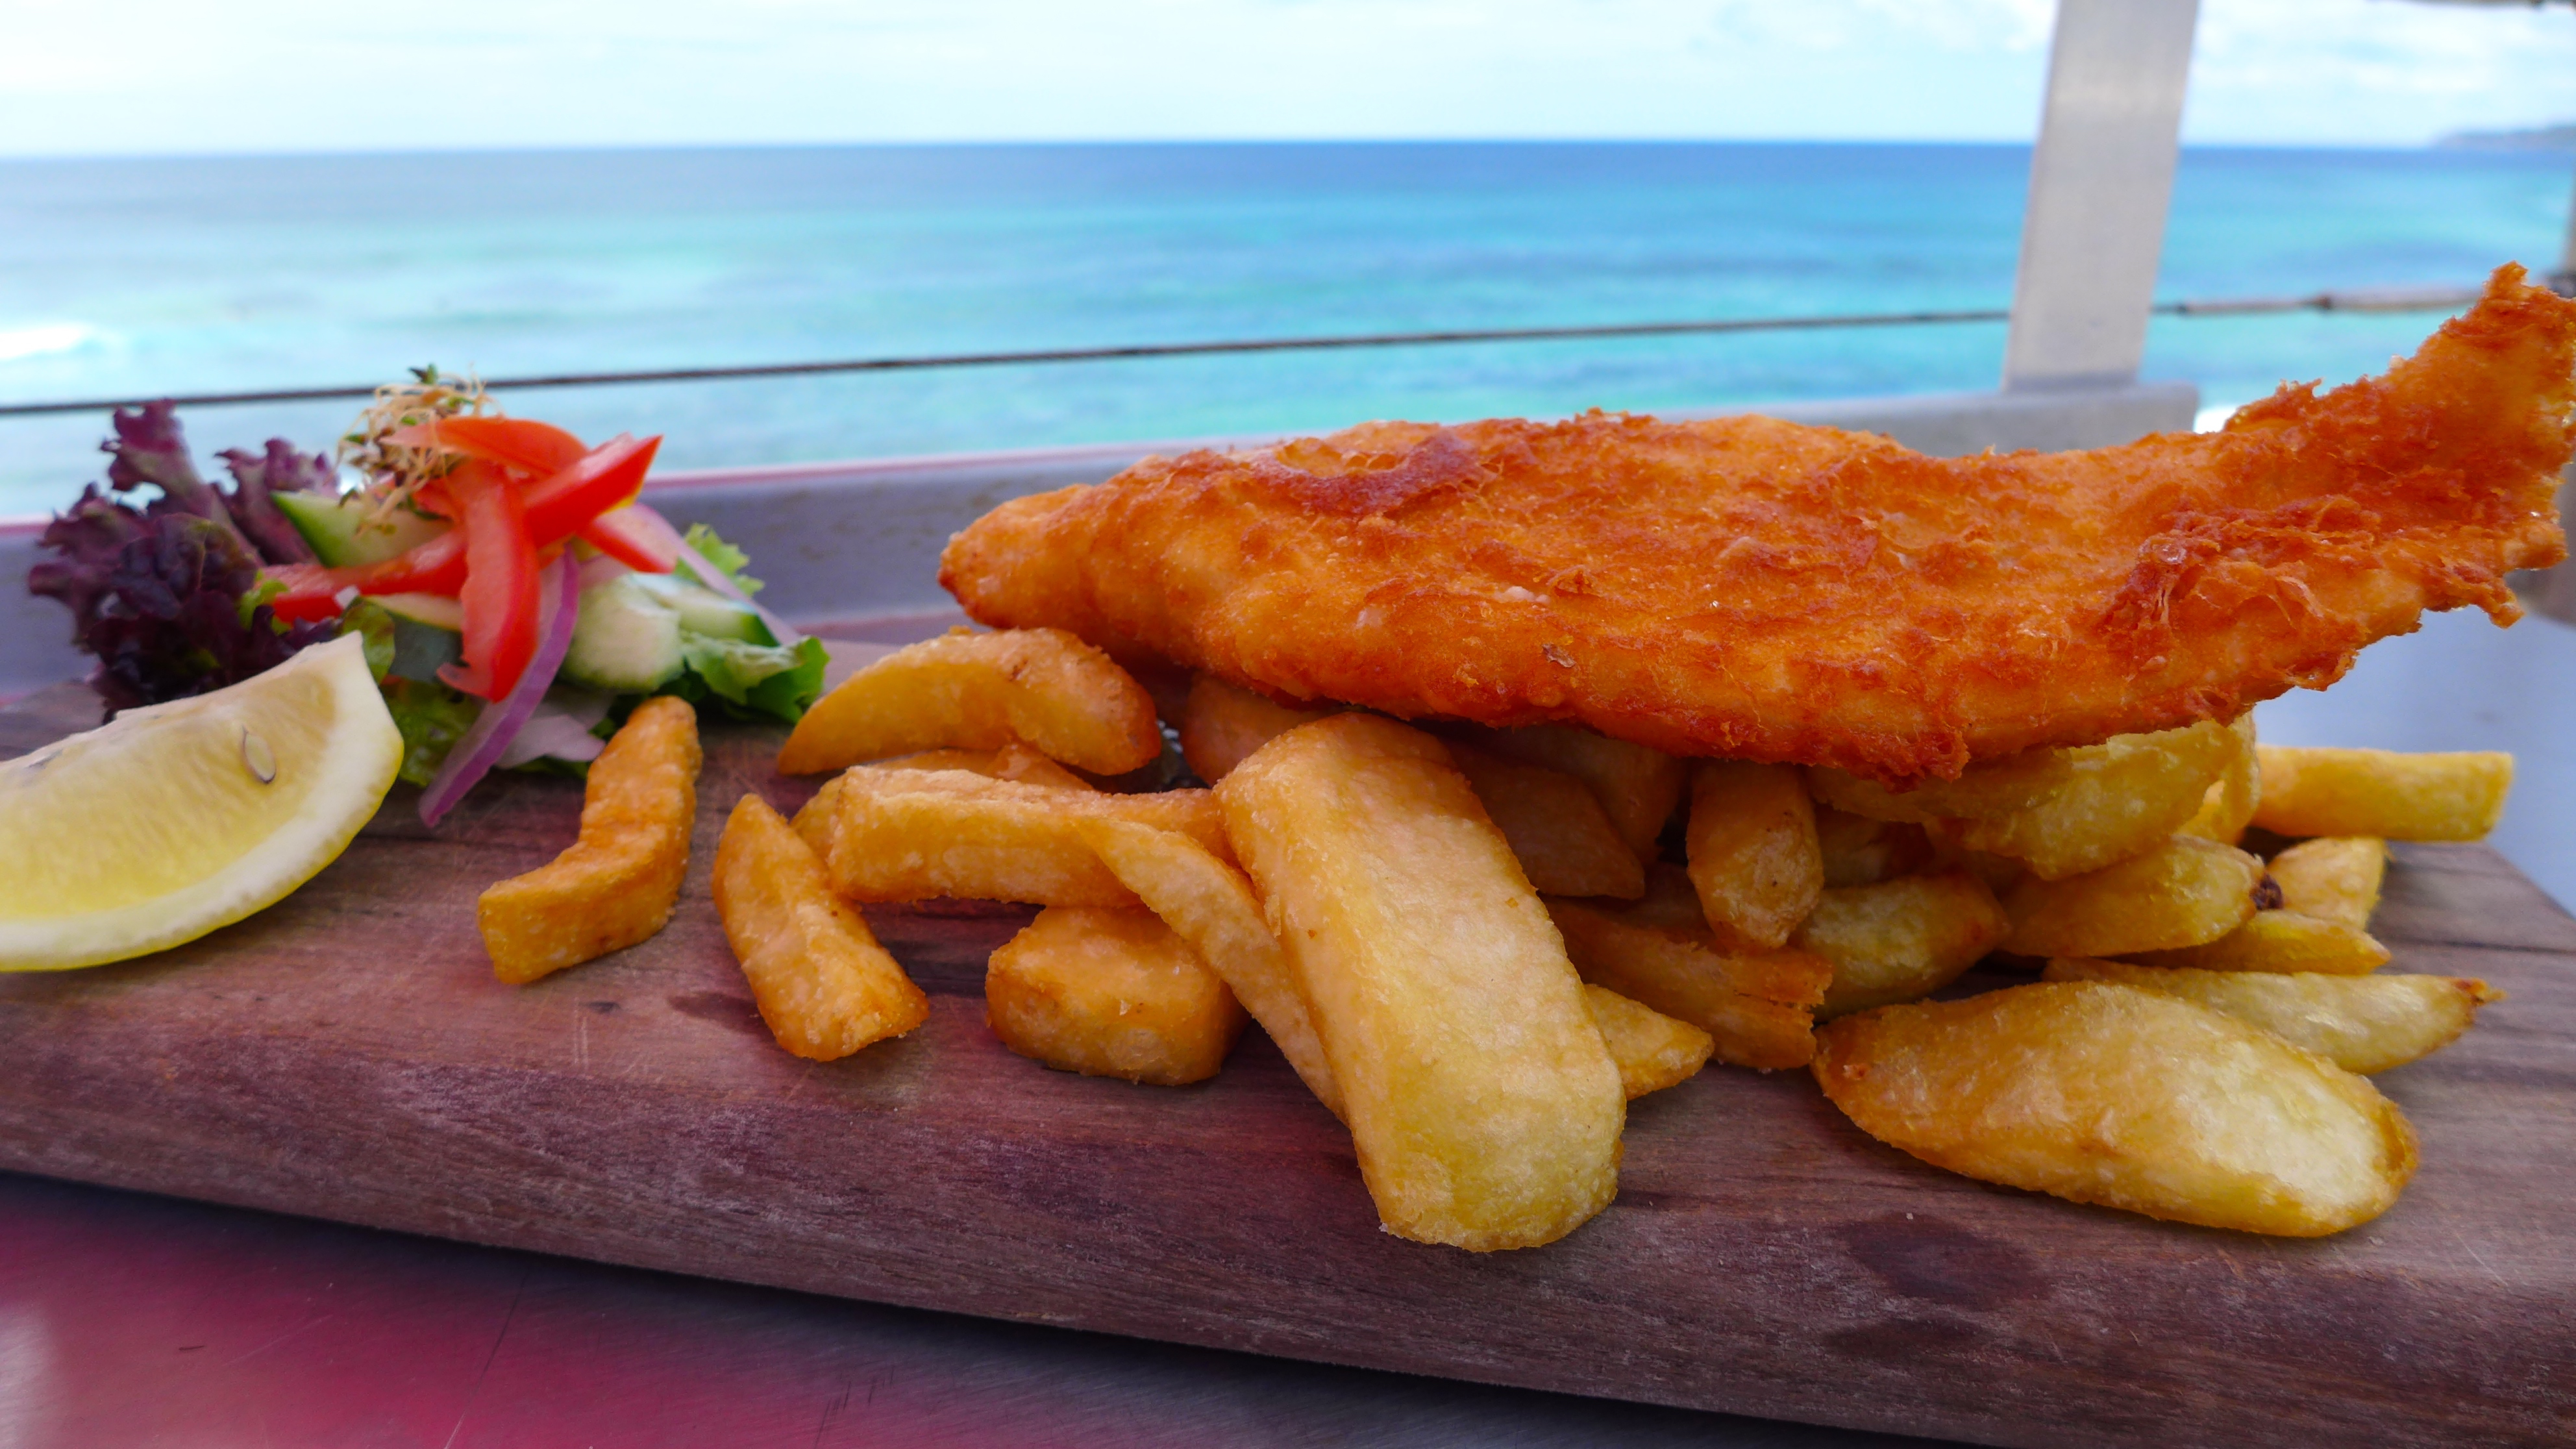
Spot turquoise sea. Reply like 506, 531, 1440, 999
1, 142, 2568, 517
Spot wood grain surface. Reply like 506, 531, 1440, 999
1, 684, 2571, 1448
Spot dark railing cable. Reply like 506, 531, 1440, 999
0, 284, 2486, 419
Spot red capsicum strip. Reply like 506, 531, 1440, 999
524, 433, 661, 544
390, 432, 661, 582
578, 501, 681, 571
260, 433, 667, 620
357, 529, 469, 594
262, 529, 466, 620
436, 461, 541, 701
260, 563, 347, 624
384, 415, 588, 477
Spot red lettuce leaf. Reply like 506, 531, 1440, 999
216, 438, 335, 565
103, 401, 219, 515
101, 401, 330, 566
25, 484, 147, 637
30, 404, 340, 709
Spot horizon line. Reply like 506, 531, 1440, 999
5, 135, 2566, 166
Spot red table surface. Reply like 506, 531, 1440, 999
0, 1170, 1935, 1448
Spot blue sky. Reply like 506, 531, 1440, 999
1, 0, 2571, 155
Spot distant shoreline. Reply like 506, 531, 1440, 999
2437, 123, 2576, 153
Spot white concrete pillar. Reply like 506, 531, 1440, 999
2003, 0, 2202, 391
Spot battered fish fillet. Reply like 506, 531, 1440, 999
941, 265, 2574, 784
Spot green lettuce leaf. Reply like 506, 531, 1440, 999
339, 597, 398, 678
236, 573, 290, 630
383, 678, 482, 787
675, 633, 826, 723
339, 599, 481, 785
678, 523, 763, 596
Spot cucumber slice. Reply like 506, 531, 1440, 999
633, 573, 771, 644
374, 592, 464, 632
371, 593, 465, 686
275, 491, 451, 569
561, 575, 684, 693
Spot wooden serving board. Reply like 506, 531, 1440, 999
2, 686, 2571, 1448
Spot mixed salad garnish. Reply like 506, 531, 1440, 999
29, 371, 824, 826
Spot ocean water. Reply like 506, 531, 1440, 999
1, 142, 2568, 518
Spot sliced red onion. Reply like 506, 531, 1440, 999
417, 553, 582, 829
544, 685, 615, 732
575, 552, 632, 591
494, 693, 612, 769
615, 504, 691, 571
634, 503, 803, 645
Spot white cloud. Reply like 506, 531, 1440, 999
0, 0, 2564, 155
2186, 0, 2576, 143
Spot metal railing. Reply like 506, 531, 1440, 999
0, 282, 2493, 419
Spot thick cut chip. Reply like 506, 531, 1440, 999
985, 906, 1246, 1085
2122, 910, 2391, 976
2002, 836, 2265, 959
1170, 680, 1644, 899
828, 767, 1226, 906
777, 626, 1159, 776
1794, 871, 2011, 1020
1816, 721, 2236, 881
1461, 723, 1687, 863
1178, 675, 1331, 783
1583, 984, 1715, 1099
1925, 824, 2027, 897
2251, 747, 2512, 841
880, 743, 1095, 793
1814, 807, 1934, 889
1547, 882, 1830, 1071
1085, 813, 1688, 1114
1607, 862, 1723, 934
1814, 982, 2418, 1236
712, 795, 929, 1060
2177, 715, 2261, 845
478, 696, 701, 985
2043, 958, 2501, 1074
1219, 714, 1625, 1251
793, 749, 1092, 866
1451, 743, 1646, 900
1956, 723, 2238, 879
1685, 762, 1823, 951
2266, 836, 2387, 929
1076, 817, 1342, 1117
1809, 720, 2222, 823
791, 776, 843, 858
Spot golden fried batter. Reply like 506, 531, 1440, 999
942, 266, 2573, 783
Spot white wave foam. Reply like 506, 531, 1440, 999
0, 323, 101, 364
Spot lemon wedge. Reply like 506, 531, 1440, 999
0, 634, 402, 971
